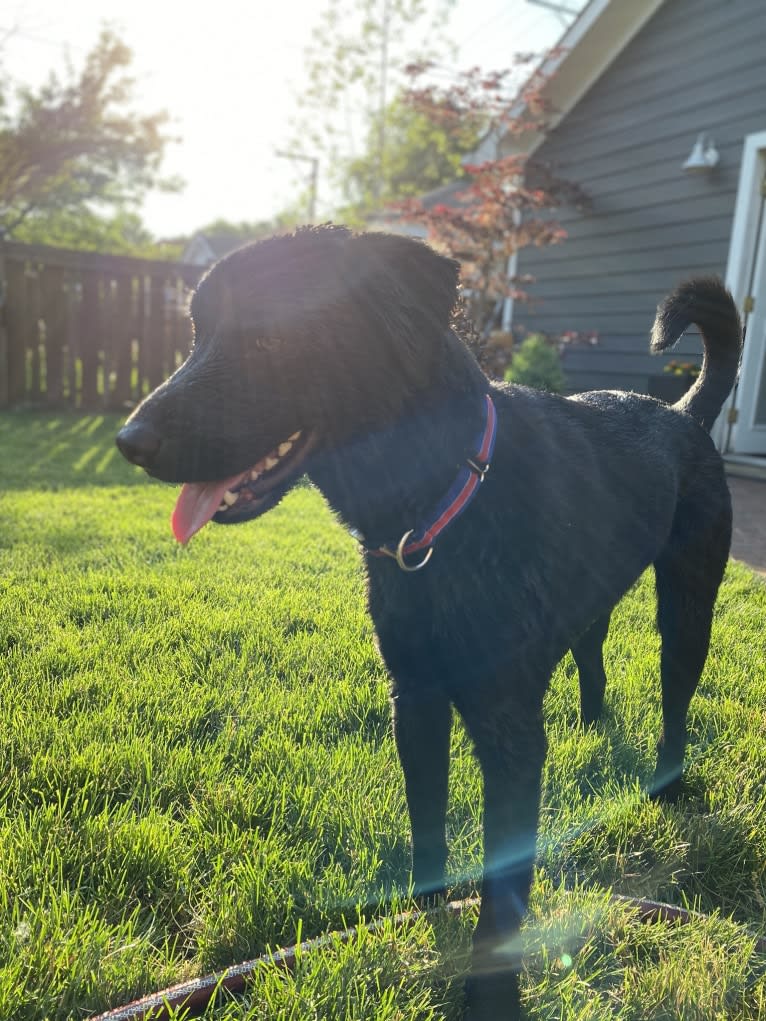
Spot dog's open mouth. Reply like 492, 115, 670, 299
171, 429, 317, 544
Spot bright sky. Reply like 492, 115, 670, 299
2, 0, 579, 238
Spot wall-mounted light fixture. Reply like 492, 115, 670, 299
683, 133, 720, 172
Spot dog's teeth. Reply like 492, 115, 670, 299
278, 441, 292, 456
222, 490, 238, 506
264, 456, 279, 470
288, 431, 301, 442
218, 502, 227, 512
250, 469, 261, 480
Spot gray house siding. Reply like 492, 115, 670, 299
515, 0, 766, 394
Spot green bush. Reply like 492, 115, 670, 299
504, 334, 566, 393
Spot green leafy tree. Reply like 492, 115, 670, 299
0, 29, 179, 243
10, 207, 171, 257
338, 93, 479, 224
189, 214, 299, 246
289, 0, 458, 218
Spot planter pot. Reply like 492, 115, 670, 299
647, 373, 696, 403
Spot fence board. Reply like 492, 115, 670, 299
137, 274, 150, 399
4, 259, 27, 404
79, 271, 101, 408
0, 248, 7, 407
41, 265, 66, 405
113, 274, 136, 408
147, 275, 167, 392
64, 271, 78, 403
27, 265, 42, 401
0, 241, 202, 410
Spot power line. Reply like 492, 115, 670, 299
275, 151, 319, 222
526, 0, 580, 15
0, 25, 87, 52
456, 3, 558, 62
0, 23, 308, 55
459, 2, 518, 45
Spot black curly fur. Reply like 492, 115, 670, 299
651, 277, 742, 430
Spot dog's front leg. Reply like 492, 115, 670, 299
458, 698, 547, 1021
391, 681, 452, 900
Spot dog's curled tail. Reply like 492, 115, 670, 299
650, 277, 742, 432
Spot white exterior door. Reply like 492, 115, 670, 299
732, 206, 766, 454
719, 132, 766, 456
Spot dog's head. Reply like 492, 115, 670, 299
116, 225, 461, 543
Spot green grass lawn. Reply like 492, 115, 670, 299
1, 410, 765, 1021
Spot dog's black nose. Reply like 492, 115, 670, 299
116, 421, 162, 468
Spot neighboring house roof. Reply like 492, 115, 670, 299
182, 232, 251, 266
369, 176, 476, 231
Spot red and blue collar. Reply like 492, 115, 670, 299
360, 394, 497, 572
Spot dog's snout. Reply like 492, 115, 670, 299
116, 421, 162, 468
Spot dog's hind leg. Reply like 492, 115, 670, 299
455, 693, 547, 1021
651, 495, 730, 802
391, 683, 452, 899
571, 612, 612, 726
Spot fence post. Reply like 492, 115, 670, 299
0, 244, 8, 407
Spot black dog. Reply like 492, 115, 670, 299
117, 226, 741, 1019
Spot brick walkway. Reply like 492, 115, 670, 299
728, 475, 766, 575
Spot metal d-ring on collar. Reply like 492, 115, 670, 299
376, 529, 434, 572
362, 394, 497, 572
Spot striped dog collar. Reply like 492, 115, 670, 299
362, 393, 497, 572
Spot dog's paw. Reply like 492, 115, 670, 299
649, 776, 685, 804
463, 973, 522, 1021
650, 771, 707, 807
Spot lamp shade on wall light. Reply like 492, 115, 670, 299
683, 133, 720, 172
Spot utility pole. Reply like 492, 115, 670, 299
375, 0, 391, 203
275, 151, 319, 223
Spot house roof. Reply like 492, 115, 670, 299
499, 0, 667, 157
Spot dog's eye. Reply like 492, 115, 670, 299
253, 336, 282, 351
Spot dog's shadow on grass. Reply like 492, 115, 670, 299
541, 682, 766, 932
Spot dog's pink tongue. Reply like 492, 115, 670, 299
172, 478, 236, 544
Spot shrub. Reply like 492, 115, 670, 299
504, 334, 566, 393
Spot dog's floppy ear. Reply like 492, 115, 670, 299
348, 232, 461, 335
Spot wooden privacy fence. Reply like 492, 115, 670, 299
0, 242, 202, 411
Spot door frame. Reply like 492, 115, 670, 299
714, 130, 766, 453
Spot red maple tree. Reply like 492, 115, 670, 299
398, 59, 588, 349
